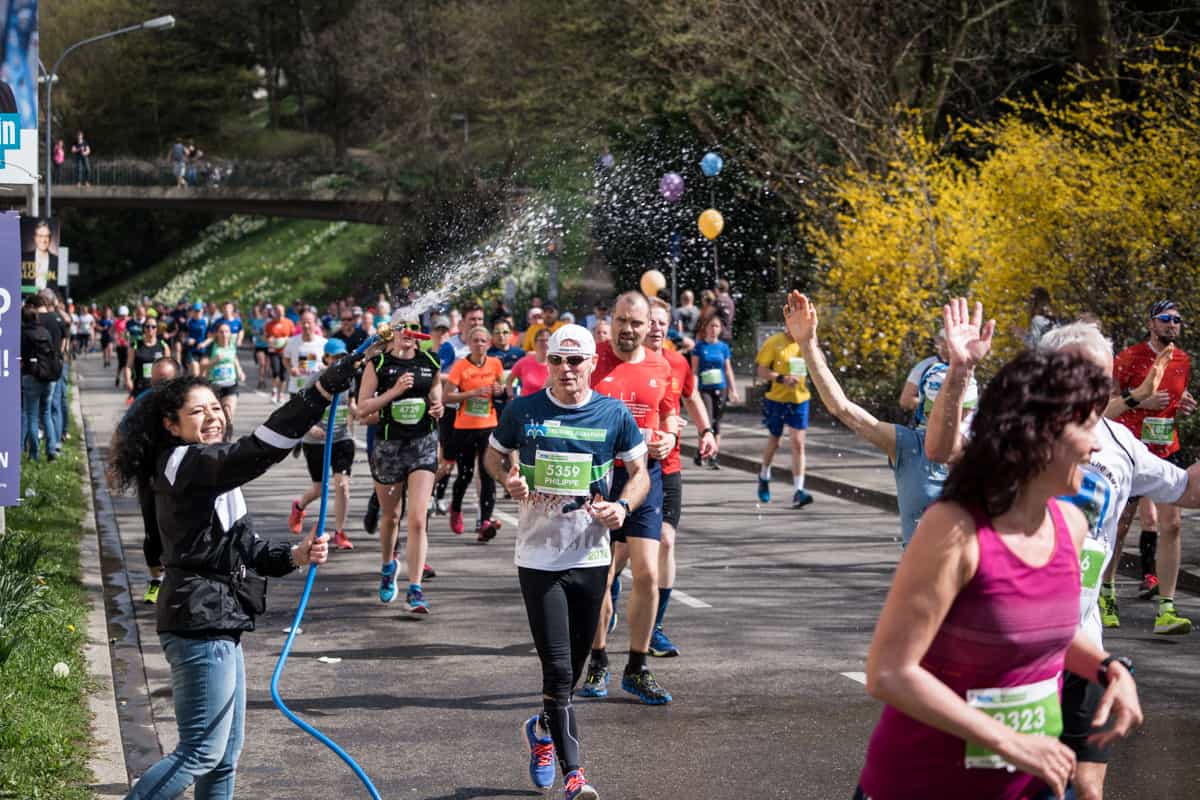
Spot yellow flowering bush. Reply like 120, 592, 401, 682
807, 46, 1200, 403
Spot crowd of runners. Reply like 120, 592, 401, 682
94, 281, 1196, 800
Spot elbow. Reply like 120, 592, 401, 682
864, 663, 904, 703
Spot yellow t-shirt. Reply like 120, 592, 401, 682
522, 320, 565, 352
756, 332, 811, 404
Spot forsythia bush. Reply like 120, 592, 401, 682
807, 46, 1200, 404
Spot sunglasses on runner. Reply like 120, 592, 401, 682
1156, 314, 1183, 325
548, 354, 588, 366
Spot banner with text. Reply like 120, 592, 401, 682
0, 212, 20, 504
0, 0, 38, 185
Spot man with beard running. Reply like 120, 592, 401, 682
926, 306, 1200, 800
579, 292, 678, 705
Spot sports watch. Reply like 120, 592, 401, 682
1098, 655, 1135, 687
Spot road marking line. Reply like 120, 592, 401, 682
493, 508, 519, 527
619, 569, 711, 609
841, 671, 867, 685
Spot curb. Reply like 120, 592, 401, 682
74, 379, 129, 798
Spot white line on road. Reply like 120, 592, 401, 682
841, 671, 867, 685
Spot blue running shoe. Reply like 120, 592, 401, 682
757, 477, 771, 503
406, 585, 429, 615
379, 559, 398, 604
607, 576, 620, 634
521, 715, 556, 789
579, 663, 609, 698
564, 768, 598, 800
621, 668, 672, 705
792, 489, 814, 509
648, 627, 680, 658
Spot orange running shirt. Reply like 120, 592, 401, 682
1114, 341, 1191, 458
591, 342, 674, 461
449, 355, 504, 429
659, 346, 695, 476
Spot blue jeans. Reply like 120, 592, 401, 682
126, 634, 245, 800
52, 370, 68, 446
20, 374, 55, 460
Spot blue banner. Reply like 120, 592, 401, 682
0, 212, 19, 505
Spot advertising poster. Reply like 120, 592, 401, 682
19, 215, 56, 295
0, 0, 36, 185
0, 213, 19, 505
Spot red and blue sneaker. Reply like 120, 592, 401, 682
563, 768, 598, 800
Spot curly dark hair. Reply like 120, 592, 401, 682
940, 350, 1112, 518
107, 376, 213, 493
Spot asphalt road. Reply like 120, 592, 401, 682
77, 352, 1200, 800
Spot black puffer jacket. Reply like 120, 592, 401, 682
154, 386, 330, 635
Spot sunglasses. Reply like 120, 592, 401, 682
548, 354, 588, 366
340, 316, 354, 322
400, 322, 421, 332
493, 328, 511, 335
1156, 314, 1183, 325
144, 323, 158, 329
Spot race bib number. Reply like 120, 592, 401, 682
533, 450, 592, 496
1142, 417, 1174, 446
965, 674, 1062, 769
142, 363, 153, 379
788, 357, 807, 378
464, 396, 491, 417
1079, 536, 1105, 591
393, 398, 426, 425
269, 337, 287, 350
700, 368, 723, 386
294, 374, 310, 389
211, 363, 235, 385
322, 405, 349, 427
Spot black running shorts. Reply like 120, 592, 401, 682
303, 439, 355, 482
661, 469, 682, 529
1060, 670, 1113, 763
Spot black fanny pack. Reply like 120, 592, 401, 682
175, 564, 268, 616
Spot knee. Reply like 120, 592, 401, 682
542, 661, 574, 700
1160, 519, 1181, 538
630, 557, 658, 587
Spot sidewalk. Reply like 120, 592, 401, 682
692, 370, 1200, 593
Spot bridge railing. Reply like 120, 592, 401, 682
56, 157, 379, 192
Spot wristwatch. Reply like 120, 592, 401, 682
616, 499, 632, 517
1121, 388, 1140, 408
1098, 655, 1135, 687
700, 427, 716, 437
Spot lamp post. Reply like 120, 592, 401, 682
44, 15, 176, 216
450, 113, 469, 145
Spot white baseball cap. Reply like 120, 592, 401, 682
548, 324, 596, 356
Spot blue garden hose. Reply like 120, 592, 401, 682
270, 333, 385, 799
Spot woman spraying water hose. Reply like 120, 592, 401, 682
107, 338, 370, 799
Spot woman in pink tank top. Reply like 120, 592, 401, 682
857, 350, 1143, 800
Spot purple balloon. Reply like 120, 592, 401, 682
659, 172, 685, 202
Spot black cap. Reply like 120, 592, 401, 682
543, 301, 559, 312
1150, 299, 1178, 317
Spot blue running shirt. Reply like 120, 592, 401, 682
490, 388, 645, 571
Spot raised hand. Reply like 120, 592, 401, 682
782, 290, 818, 346
942, 297, 995, 370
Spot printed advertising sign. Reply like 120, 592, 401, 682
0, 1, 37, 185
0, 212, 20, 505
19, 215, 57, 295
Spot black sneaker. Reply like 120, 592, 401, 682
363, 492, 380, 535
621, 668, 672, 705
792, 489, 814, 509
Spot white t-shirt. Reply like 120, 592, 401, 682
905, 355, 938, 387
79, 312, 95, 333
1063, 418, 1188, 646
284, 334, 327, 394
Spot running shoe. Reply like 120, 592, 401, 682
693, 453, 703, 467
477, 519, 501, 543
607, 577, 620, 634
621, 668, 672, 705
1139, 574, 1160, 599
422, 563, 437, 581
406, 586, 430, 615
757, 477, 771, 503
450, 511, 465, 535
363, 492, 380, 535
563, 769, 598, 800
1099, 595, 1120, 628
648, 627, 680, 658
522, 715, 556, 789
435, 498, 449, 516
708, 459, 721, 470
607, 608, 618, 635
379, 560, 399, 604
1154, 603, 1192, 635
143, 579, 161, 605
579, 663, 609, 698
288, 499, 306, 534
792, 489, 814, 509
331, 530, 354, 550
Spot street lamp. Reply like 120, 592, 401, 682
450, 113, 469, 145
44, 15, 176, 216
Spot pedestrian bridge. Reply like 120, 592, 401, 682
46, 158, 415, 224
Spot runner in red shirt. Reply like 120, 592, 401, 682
580, 292, 679, 705
1111, 300, 1197, 634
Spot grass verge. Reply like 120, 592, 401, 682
0, 409, 93, 800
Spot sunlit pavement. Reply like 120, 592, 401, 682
77, 352, 1200, 799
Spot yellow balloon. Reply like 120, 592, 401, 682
640, 269, 667, 298
698, 208, 724, 240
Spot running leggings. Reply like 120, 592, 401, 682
450, 427, 495, 520
518, 565, 608, 774
700, 387, 725, 434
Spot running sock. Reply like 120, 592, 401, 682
590, 648, 608, 670
759, 465, 771, 480
542, 700, 581, 774
626, 650, 648, 674
655, 588, 672, 629
1140, 529, 1158, 576
1102, 580, 1117, 600
794, 475, 806, 492
1159, 596, 1175, 612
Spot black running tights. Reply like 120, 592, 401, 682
518, 565, 608, 774
450, 427, 495, 520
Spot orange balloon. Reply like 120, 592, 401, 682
640, 269, 666, 297
698, 209, 724, 240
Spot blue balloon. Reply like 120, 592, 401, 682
700, 151, 723, 177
